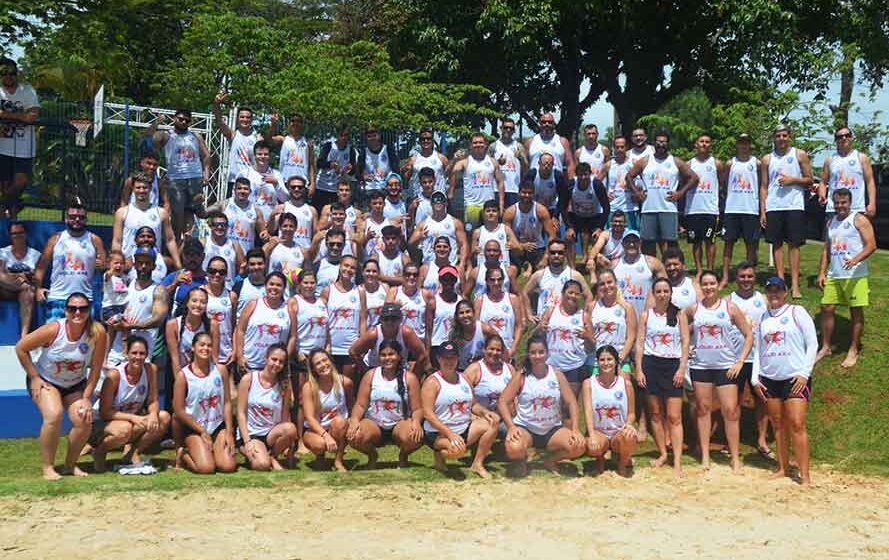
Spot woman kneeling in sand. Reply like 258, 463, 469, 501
302, 350, 353, 472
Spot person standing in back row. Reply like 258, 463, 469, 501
450, 132, 505, 227
315, 124, 358, 213
402, 127, 450, 196
684, 133, 723, 279
525, 112, 575, 179
488, 117, 527, 208
759, 124, 813, 299
818, 126, 877, 219
719, 133, 763, 290
213, 92, 273, 190
270, 113, 316, 200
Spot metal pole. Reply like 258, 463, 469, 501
123, 103, 130, 176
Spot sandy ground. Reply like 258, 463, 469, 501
1, 465, 888, 559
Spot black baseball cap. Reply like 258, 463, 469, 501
438, 340, 458, 357
380, 303, 403, 319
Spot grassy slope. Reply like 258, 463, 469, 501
0, 241, 886, 496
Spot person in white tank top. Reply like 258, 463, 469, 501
497, 335, 585, 475
212, 93, 265, 184
204, 256, 236, 368
347, 340, 424, 468
685, 134, 723, 277
471, 201, 518, 267
92, 337, 170, 472
539, 280, 596, 394
685, 271, 753, 473
489, 118, 528, 206
602, 137, 639, 227
269, 113, 316, 196
819, 127, 877, 216
474, 265, 524, 359
236, 344, 298, 471
587, 210, 629, 270
246, 142, 288, 222
403, 128, 449, 195
524, 112, 574, 175
663, 247, 701, 311
720, 134, 763, 290
450, 299, 497, 371
165, 287, 212, 378
374, 224, 409, 287
16, 292, 107, 480
106, 249, 166, 366
112, 173, 179, 266
321, 256, 364, 380
349, 303, 429, 373
236, 273, 296, 373
421, 341, 499, 478
387, 262, 428, 340
587, 269, 637, 369
466, 239, 516, 299
523, 239, 593, 322
575, 124, 610, 180
172, 331, 237, 474
408, 191, 468, 268
815, 188, 876, 369
449, 133, 505, 224
610, 231, 665, 319
425, 265, 461, 360
292, 269, 329, 358
463, 334, 517, 413
359, 260, 387, 329
263, 213, 308, 296
582, 345, 638, 476
302, 349, 354, 471
203, 212, 243, 289
267, 176, 317, 249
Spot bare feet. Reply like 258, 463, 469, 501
595, 456, 605, 475
270, 458, 284, 471
841, 351, 859, 368
67, 465, 89, 477
333, 459, 347, 473
673, 466, 685, 479
469, 462, 491, 479
42, 466, 63, 481
617, 459, 633, 478
815, 346, 832, 363
296, 440, 311, 456
770, 468, 787, 480
731, 459, 742, 475
650, 454, 668, 468
398, 450, 409, 468
542, 457, 560, 474
791, 290, 803, 300
432, 451, 447, 473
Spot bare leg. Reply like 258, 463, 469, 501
132, 411, 171, 464
63, 394, 92, 476
586, 431, 610, 474
666, 396, 684, 478
542, 427, 585, 473
785, 399, 810, 485
646, 395, 668, 467
466, 417, 497, 479
717, 383, 742, 473
772, 242, 785, 280
842, 307, 864, 368
241, 437, 272, 471
693, 381, 714, 469
789, 244, 802, 298
720, 241, 734, 290
765, 398, 788, 479
705, 239, 716, 272
347, 419, 382, 468
93, 420, 133, 472
611, 432, 638, 476
392, 419, 423, 467
745, 239, 759, 268
19, 284, 35, 338
182, 433, 215, 474
266, 421, 298, 470
33, 384, 64, 480
816, 305, 835, 362
213, 429, 237, 473
504, 427, 532, 476
692, 242, 704, 280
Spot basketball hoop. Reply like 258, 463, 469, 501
69, 119, 92, 147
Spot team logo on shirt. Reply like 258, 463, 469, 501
597, 321, 618, 334
213, 376, 223, 387
595, 405, 621, 422
698, 324, 723, 339
717, 311, 726, 319
199, 394, 221, 414
137, 384, 146, 395
448, 400, 470, 416
532, 395, 556, 411
650, 333, 674, 347
763, 331, 785, 345
780, 316, 790, 325
78, 342, 90, 354
258, 323, 283, 336
373, 399, 400, 414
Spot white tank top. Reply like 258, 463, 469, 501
579, 144, 606, 177
422, 261, 462, 294
279, 135, 310, 182
766, 147, 804, 211
243, 297, 290, 369
183, 364, 224, 433
375, 250, 404, 280
493, 140, 521, 193
312, 379, 349, 429
363, 285, 387, 329
827, 212, 868, 279
174, 316, 206, 368
590, 375, 629, 438
164, 130, 203, 180
472, 360, 512, 411
268, 242, 305, 292
383, 197, 408, 222
431, 293, 458, 346
725, 157, 760, 215
49, 230, 96, 301
129, 175, 160, 208
477, 224, 510, 266
671, 277, 697, 311
109, 362, 149, 414
314, 257, 340, 297
686, 156, 719, 215
224, 198, 257, 255
205, 287, 233, 363
282, 201, 315, 249
478, 293, 516, 349
419, 215, 458, 264
602, 228, 625, 261
248, 167, 285, 222
607, 159, 637, 212
411, 150, 447, 194
640, 155, 679, 213
546, 306, 587, 371
227, 129, 258, 182
121, 204, 161, 258
394, 287, 426, 339
363, 325, 406, 368
362, 146, 392, 191
729, 291, 766, 364
244, 371, 284, 437
473, 262, 511, 296
458, 322, 486, 371
363, 216, 391, 258
537, 266, 572, 315
203, 237, 238, 288
529, 134, 565, 171
366, 367, 409, 429
629, 145, 655, 192
758, 304, 814, 381
691, 299, 736, 369
423, 372, 473, 434
533, 170, 558, 210
326, 284, 361, 355
643, 310, 682, 359
827, 150, 866, 212
514, 366, 563, 435
317, 141, 352, 193
108, 280, 159, 365
614, 255, 652, 318
295, 294, 327, 353
570, 179, 602, 217
235, 278, 265, 318
36, 319, 92, 387
414, 194, 433, 226
463, 155, 497, 207
512, 202, 545, 249
590, 299, 628, 354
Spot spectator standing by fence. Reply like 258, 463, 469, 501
0, 57, 40, 218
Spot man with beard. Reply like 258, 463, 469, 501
523, 238, 593, 324
525, 112, 575, 178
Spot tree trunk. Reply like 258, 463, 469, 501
830, 46, 855, 129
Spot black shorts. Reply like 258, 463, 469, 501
0, 154, 33, 182
765, 210, 806, 246
331, 354, 353, 372
684, 214, 718, 242
517, 424, 561, 450
723, 214, 761, 243
690, 367, 741, 388
642, 355, 683, 398
423, 428, 470, 448
568, 212, 606, 234
26, 375, 87, 399
561, 364, 590, 384
511, 247, 545, 270
183, 422, 226, 439
759, 376, 812, 401
378, 426, 396, 446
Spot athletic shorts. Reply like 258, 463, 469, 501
90, 408, 149, 446
511, 247, 545, 270
423, 428, 470, 449
101, 304, 126, 323
690, 367, 741, 388
561, 364, 590, 383
0, 155, 33, 182
723, 213, 761, 243
331, 354, 353, 372
608, 210, 640, 231
26, 375, 87, 399
684, 214, 718, 242
765, 210, 806, 245
377, 426, 396, 446
464, 204, 484, 228
168, 177, 205, 215
516, 424, 561, 450
758, 376, 812, 401
640, 212, 678, 242
821, 277, 869, 307
183, 422, 226, 440
641, 355, 683, 398
567, 212, 606, 234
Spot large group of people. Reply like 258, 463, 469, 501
4, 90, 878, 486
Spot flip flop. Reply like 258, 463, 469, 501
757, 446, 776, 461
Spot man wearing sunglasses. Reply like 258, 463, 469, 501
267, 175, 317, 250
33, 199, 107, 321
402, 127, 450, 196
818, 126, 877, 220
0, 57, 40, 218
203, 211, 244, 288
522, 238, 593, 324
111, 172, 180, 270
148, 109, 211, 241
489, 117, 528, 208
0, 220, 40, 337
525, 112, 575, 179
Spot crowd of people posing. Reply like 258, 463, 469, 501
8, 113, 877, 486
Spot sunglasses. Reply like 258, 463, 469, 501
404, 272, 419, 278
66, 214, 86, 220
207, 268, 227, 275
327, 241, 344, 247
835, 133, 853, 140
66, 305, 90, 313
549, 250, 564, 255
9, 230, 25, 236
211, 222, 227, 228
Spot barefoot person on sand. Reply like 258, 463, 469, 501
583, 345, 638, 476
498, 335, 586, 476
236, 344, 299, 471
16, 292, 107, 480
753, 276, 817, 486
92, 336, 170, 472
635, 278, 690, 477
347, 340, 424, 468
302, 350, 353, 472
421, 340, 499, 478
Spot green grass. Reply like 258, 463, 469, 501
0, 240, 887, 496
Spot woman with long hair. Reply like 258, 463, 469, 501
588, 268, 637, 374
425, 265, 460, 366
387, 261, 428, 341
292, 269, 328, 361
236, 343, 298, 471
204, 256, 236, 396
583, 345, 638, 476
537, 280, 596, 396
173, 332, 237, 474
236, 272, 297, 374
360, 259, 387, 330
449, 299, 497, 372
635, 277, 690, 478
16, 292, 107, 480
165, 286, 213, 377
497, 335, 586, 476
302, 349, 354, 472
463, 333, 516, 419
474, 265, 523, 361
347, 340, 423, 468
322, 255, 365, 381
